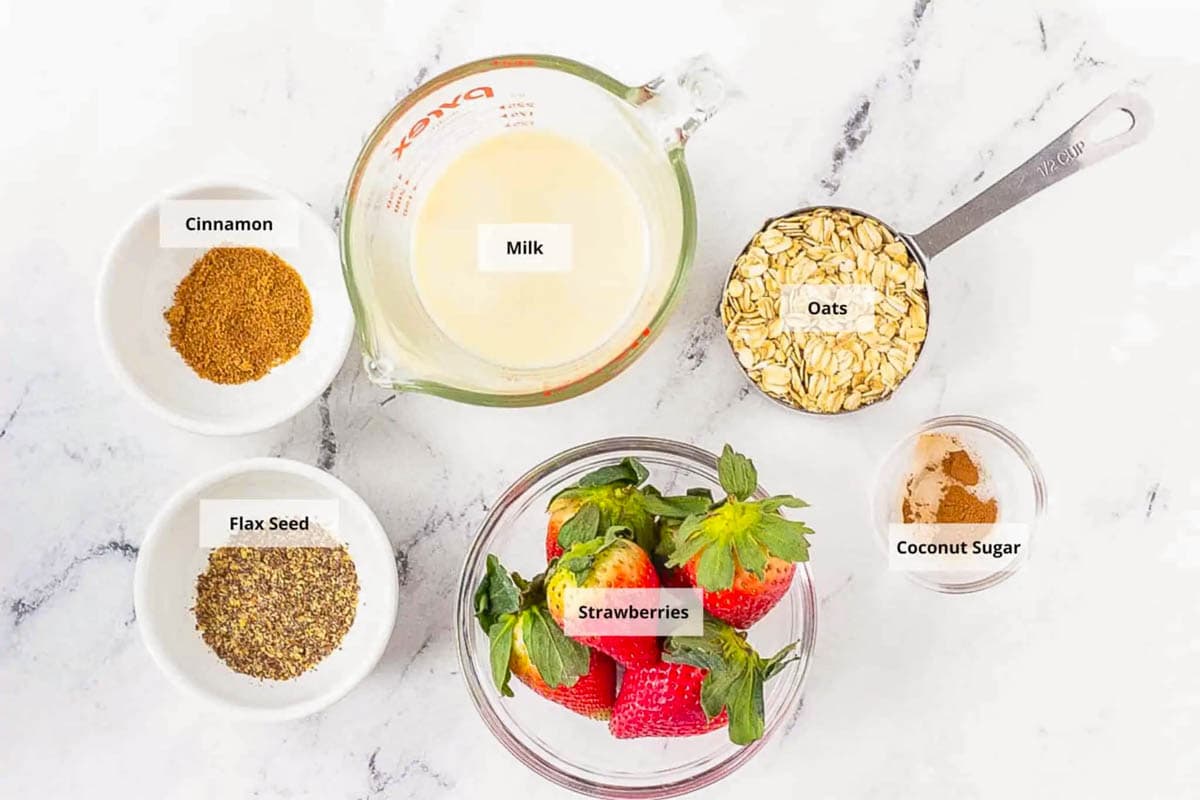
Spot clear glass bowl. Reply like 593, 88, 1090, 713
455, 437, 817, 797
871, 415, 1047, 593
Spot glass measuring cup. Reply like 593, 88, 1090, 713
341, 54, 729, 406
725, 91, 1152, 414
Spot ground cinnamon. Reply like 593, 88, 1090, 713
165, 247, 311, 384
942, 449, 980, 486
935, 484, 997, 524
901, 436, 998, 524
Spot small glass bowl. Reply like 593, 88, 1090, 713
455, 437, 817, 798
871, 415, 1047, 594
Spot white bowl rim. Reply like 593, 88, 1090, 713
94, 176, 355, 436
134, 456, 399, 721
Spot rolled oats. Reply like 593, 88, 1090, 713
721, 207, 929, 413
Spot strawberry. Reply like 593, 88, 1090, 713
509, 639, 616, 720
610, 617, 797, 744
609, 662, 727, 739
545, 531, 662, 668
474, 555, 615, 719
545, 501, 578, 562
660, 445, 814, 629
675, 556, 795, 630
545, 457, 658, 561
659, 520, 795, 627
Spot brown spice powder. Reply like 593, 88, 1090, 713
934, 484, 997, 524
165, 247, 312, 384
193, 546, 358, 681
901, 437, 997, 525
942, 449, 980, 486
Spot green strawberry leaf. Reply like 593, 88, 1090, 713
623, 518, 658, 556
487, 617, 517, 696
550, 479, 658, 554
665, 497, 813, 588
663, 514, 709, 568
558, 553, 594, 585
654, 521, 678, 560
642, 492, 714, 519
696, 541, 735, 591
548, 457, 650, 508
556, 503, 601, 550
725, 662, 766, 745
575, 466, 630, 487
698, 659, 742, 720
474, 554, 521, 631
557, 527, 630, 583
664, 618, 799, 746
717, 445, 757, 501
577, 457, 649, 488
754, 514, 812, 563
651, 446, 814, 592
761, 495, 810, 512
556, 536, 604, 584
661, 620, 727, 673
726, 641, 799, 744
762, 641, 800, 680
732, 529, 768, 579
521, 606, 589, 688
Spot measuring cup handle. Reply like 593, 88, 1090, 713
631, 55, 734, 149
911, 91, 1153, 260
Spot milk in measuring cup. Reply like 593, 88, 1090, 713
410, 129, 649, 370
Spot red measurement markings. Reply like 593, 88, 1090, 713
385, 176, 417, 217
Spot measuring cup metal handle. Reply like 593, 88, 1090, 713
631, 55, 734, 149
911, 91, 1153, 260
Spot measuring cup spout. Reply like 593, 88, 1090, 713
631, 55, 735, 149
912, 89, 1153, 260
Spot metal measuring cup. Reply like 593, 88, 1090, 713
722, 91, 1153, 415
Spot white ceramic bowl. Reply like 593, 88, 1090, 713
135, 458, 398, 720
96, 179, 354, 436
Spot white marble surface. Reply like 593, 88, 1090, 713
3, 0, 1199, 797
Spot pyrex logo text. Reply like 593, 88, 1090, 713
391, 86, 494, 160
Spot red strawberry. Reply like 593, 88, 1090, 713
609, 662, 727, 739
659, 550, 797, 630
474, 555, 613, 719
545, 500, 577, 561
662, 445, 814, 629
544, 458, 658, 561
545, 531, 661, 668
676, 556, 795, 630
510, 639, 616, 720
610, 617, 798, 744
